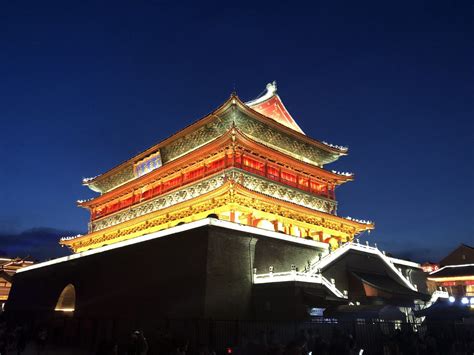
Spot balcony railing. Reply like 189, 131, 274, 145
253, 270, 347, 299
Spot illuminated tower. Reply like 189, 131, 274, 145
61, 82, 373, 253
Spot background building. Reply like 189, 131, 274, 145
427, 244, 474, 299
0, 257, 33, 310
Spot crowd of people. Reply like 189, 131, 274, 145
378, 326, 474, 355
0, 320, 473, 354
91, 325, 474, 354
0, 322, 47, 354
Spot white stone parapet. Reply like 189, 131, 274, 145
252, 271, 348, 299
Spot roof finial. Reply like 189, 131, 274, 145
230, 81, 237, 97
266, 81, 277, 95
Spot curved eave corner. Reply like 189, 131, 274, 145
83, 181, 103, 194
331, 171, 355, 184
82, 174, 103, 193
345, 217, 375, 233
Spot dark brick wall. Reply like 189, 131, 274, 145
7, 226, 210, 320
203, 227, 325, 319
203, 228, 256, 319
6, 225, 325, 321
252, 282, 328, 320
254, 237, 322, 274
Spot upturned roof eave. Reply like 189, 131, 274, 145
233, 96, 348, 157
232, 126, 353, 183
79, 126, 352, 209
78, 128, 237, 208
82, 94, 236, 189
84, 93, 347, 190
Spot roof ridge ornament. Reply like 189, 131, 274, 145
246, 81, 278, 105
266, 80, 277, 94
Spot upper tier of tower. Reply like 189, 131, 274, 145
83, 83, 348, 195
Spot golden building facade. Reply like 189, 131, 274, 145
62, 83, 373, 253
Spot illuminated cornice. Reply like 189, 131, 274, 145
23, 218, 330, 274
427, 276, 474, 282
387, 257, 422, 269
429, 263, 474, 275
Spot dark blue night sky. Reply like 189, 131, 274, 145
0, 1, 472, 261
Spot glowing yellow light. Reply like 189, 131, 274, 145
427, 276, 474, 282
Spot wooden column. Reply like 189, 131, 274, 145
272, 220, 279, 232
246, 213, 253, 226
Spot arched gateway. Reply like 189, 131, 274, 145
54, 284, 76, 312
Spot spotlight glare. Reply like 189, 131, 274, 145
470, 298, 474, 305
461, 297, 468, 305
448, 296, 455, 303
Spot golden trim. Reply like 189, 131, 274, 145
63, 181, 372, 253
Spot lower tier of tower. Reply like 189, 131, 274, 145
63, 170, 373, 253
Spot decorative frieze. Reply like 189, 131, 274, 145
70, 183, 357, 253
239, 172, 337, 214
161, 117, 230, 163
89, 168, 337, 233
90, 172, 228, 232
